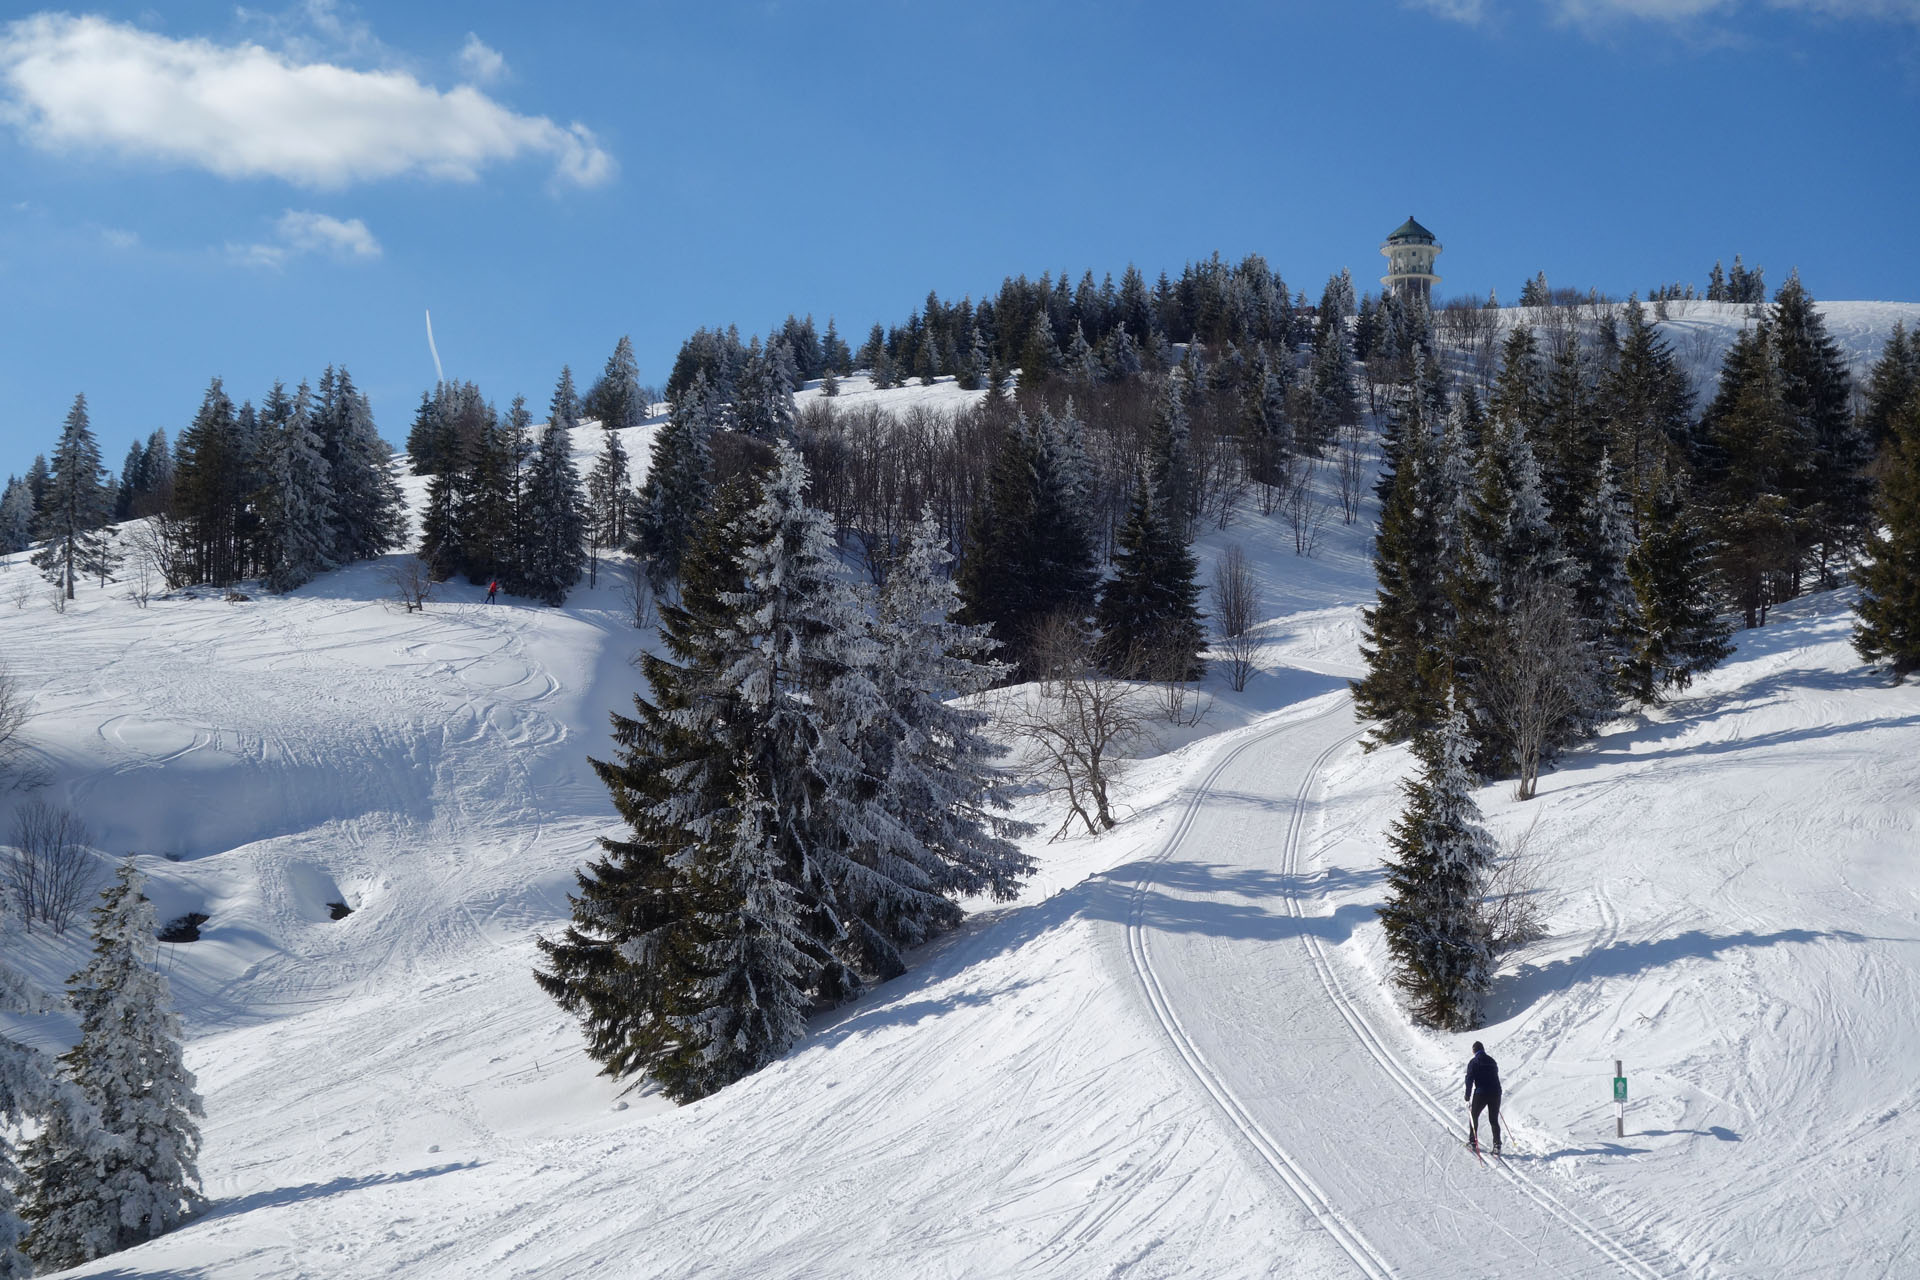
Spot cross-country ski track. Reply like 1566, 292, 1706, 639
1119, 687, 1683, 1278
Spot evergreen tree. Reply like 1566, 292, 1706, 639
550, 365, 580, 433
1772, 272, 1868, 589
24, 455, 50, 515
1490, 325, 1544, 434
1104, 321, 1143, 379
1148, 370, 1197, 540
315, 368, 404, 563
863, 511, 1034, 923
260, 381, 338, 593
1604, 298, 1696, 524
1305, 309, 1358, 451
633, 371, 720, 593
536, 481, 761, 1098
1568, 455, 1636, 721
585, 427, 631, 587
460, 409, 519, 585
1862, 323, 1919, 453
31, 394, 115, 598
23, 863, 203, 1268
1625, 473, 1734, 701
1353, 419, 1453, 744
174, 379, 255, 586
1019, 315, 1060, 386
0, 479, 32, 555
1376, 704, 1498, 1031
595, 336, 644, 430
0, 961, 107, 1280
1854, 390, 1920, 681
519, 414, 587, 605
955, 414, 1099, 678
1093, 483, 1206, 680
1700, 319, 1799, 627
1067, 323, 1101, 384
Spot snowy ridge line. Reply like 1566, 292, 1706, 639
1278, 708, 1682, 1280
1124, 699, 1398, 1280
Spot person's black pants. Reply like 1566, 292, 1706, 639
1469, 1094, 1502, 1147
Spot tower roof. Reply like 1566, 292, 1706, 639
1385, 215, 1436, 245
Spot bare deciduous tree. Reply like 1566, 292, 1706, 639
123, 514, 195, 592
0, 662, 27, 768
383, 555, 435, 613
1002, 614, 1148, 838
1476, 583, 1591, 800
6, 798, 99, 934
1334, 420, 1369, 526
1211, 544, 1260, 693
1282, 457, 1327, 555
1483, 814, 1551, 955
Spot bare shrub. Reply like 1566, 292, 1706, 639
10, 578, 31, 610
1476, 583, 1590, 800
1334, 421, 1369, 525
383, 555, 435, 613
6, 799, 100, 934
1211, 544, 1260, 693
123, 514, 195, 592
1002, 614, 1148, 838
0, 663, 27, 768
1282, 458, 1327, 556
1484, 814, 1552, 955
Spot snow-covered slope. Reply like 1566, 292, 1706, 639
1, 367, 1916, 1278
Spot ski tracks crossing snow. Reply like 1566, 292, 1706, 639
1119, 690, 1688, 1278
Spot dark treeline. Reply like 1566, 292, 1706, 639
2, 367, 406, 597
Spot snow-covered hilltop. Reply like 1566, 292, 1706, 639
2, 301, 1919, 1275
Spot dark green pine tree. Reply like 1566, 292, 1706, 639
594, 335, 644, 430
1699, 319, 1798, 628
518, 415, 587, 605
1624, 472, 1734, 702
30, 394, 115, 599
1093, 484, 1206, 680
956, 414, 1098, 679
1534, 337, 1602, 533
1861, 323, 1918, 454
1353, 420, 1452, 745
172, 379, 255, 586
1854, 392, 1920, 681
1376, 703, 1498, 1031
1148, 369, 1197, 540
1489, 325, 1543, 435
1604, 297, 1697, 529
1771, 272, 1869, 589
632, 371, 719, 593
460, 412, 518, 585
534, 481, 761, 1099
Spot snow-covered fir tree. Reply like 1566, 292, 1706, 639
1852, 389, 1920, 681
518, 414, 587, 605
1376, 703, 1498, 1031
260, 381, 338, 593
31, 394, 115, 599
22, 863, 203, 1269
1148, 369, 1196, 541
315, 367, 406, 564
1353, 417, 1453, 745
0, 963, 108, 1280
585, 426, 631, 586
595, 336, 644, 430
632, 371, 719, 593
0, 477, 35, 555
859, 511, 1034, 939
549, 364, 580, 433
1093, 483, 1206, 681
1625, 473, 1734, 701
1067, 322, 1101, 384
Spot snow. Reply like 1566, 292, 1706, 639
0, 363, 1916, 1277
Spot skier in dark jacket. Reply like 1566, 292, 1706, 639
1464, 1041, 1503, 1153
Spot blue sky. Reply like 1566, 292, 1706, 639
2, 0, 1917, 481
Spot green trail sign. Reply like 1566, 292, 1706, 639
1613, 1076, 1628, 1102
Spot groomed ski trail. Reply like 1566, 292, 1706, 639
1119, 690, 1685, 1278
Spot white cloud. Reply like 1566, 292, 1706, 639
100, 226, 139, 250
229, 208, 380, 269
458, 32, 507, 84
0, 13, 615, 189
